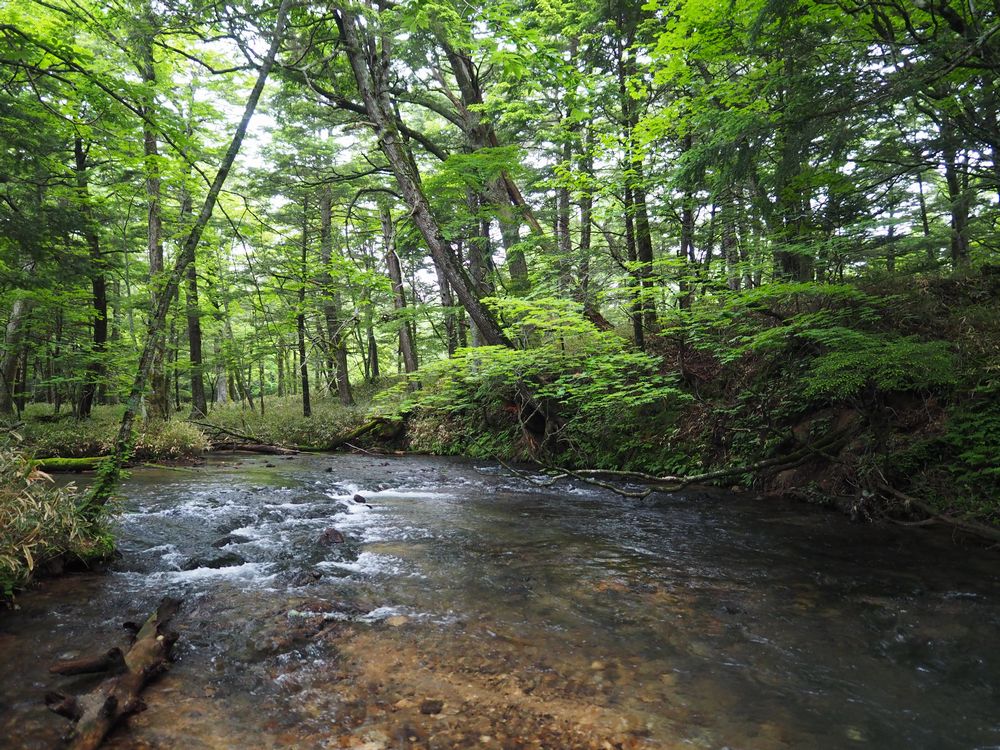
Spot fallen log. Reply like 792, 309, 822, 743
35, 457, 105, 472
209, 441, 298, 455
296, 417, 403, 452
46, 597, 182, 750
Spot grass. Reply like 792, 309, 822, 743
201, 396, 371, 449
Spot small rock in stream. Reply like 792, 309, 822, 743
211, 534, 252, 548
324, 467, 334, 473
317, 528, 346, 545
287, 570, 323, 586
419, 699, 444, 715
353, 494, 368, 504
182, 552, 246, 570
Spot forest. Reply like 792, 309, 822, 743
2, 0, 1000, 593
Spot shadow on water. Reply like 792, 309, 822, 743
1, 454, 999, 749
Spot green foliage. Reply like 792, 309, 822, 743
17, 405, 208, 460
0, 447, 111, 598
378, 299, 689, 467
800, 329, 955, 400
207, 396, 370, 448
942, 385, 1000, 513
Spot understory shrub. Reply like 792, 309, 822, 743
0, 447, 111, 597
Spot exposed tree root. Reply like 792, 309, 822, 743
877, 481, 1000, 545
46, 597, 182, 750
497, 425, 859, 501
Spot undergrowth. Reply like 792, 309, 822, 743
0, 446, 113, 599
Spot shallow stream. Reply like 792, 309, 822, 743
1, 454, 998, 749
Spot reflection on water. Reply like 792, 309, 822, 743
2, 454, 999, 749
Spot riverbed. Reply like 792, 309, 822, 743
1, 454, 998, 749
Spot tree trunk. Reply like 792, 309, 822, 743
942, 122, 971, 268
0, 258, 36, 415
319, 187, 353, 405
381, 205, 419, 374
74, 138, 107, 419
623, 186, 645, 351
337, 9, 512, 348
140, 6, 170, 421
299, 196, 312, 418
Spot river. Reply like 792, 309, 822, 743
1, 454, 998, 749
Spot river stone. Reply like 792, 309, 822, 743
286, 569, 323, 586
317, 528, 345, 545
419, 699, 443, 715
211, 534, 252, 548
353, 493, 368, 504
182, 551, 246, 570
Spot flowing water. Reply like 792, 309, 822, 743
1, 454, 998, 749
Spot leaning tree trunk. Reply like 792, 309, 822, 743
83, 0, 291, 517
337, 9, 512, 349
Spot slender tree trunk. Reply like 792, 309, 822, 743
213, 338, 228, 405
723, 190, 740, 291
942, 122, 970, 269
623, 186, 645, 351
319, 187, 353, 405
0, 257, 36, 415
276, 339, 285, 397
74, 138, 107, 419
140, 7, 170, 421
678, 198, 695, 310
434, 263, 458, 355
578, 128, 594, 315
381, 205, 419, 374
299, 197, 312, 417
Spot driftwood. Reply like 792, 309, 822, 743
46, 597, 182, 750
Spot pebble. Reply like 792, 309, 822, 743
420, 699, 444, 715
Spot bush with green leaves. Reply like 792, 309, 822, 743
377, 297, 690, 468
0, 448, 112, 597
680, 282, 956, 403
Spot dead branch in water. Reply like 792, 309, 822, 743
46, 597, 182, 750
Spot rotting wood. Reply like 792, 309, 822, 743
46, 597, 182, 750
209, 441, 299, 455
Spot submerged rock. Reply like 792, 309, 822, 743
181, 551, 246, 570
419, 699, 444, 715
286, 569, 324, 586
211, 533, 252, 548
318, 527, 346, 545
